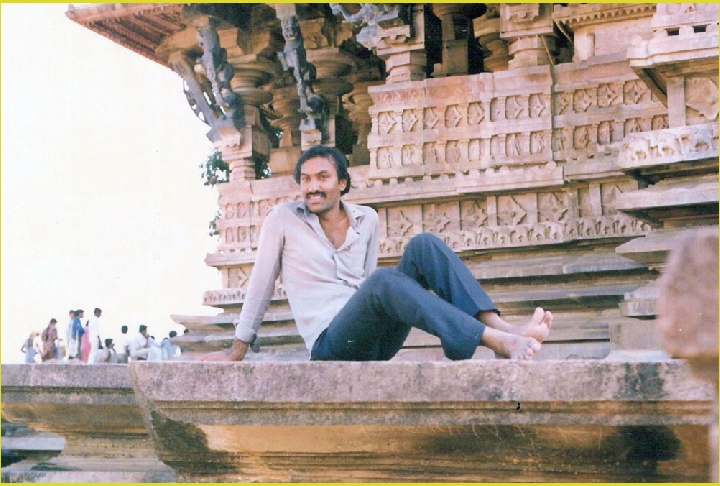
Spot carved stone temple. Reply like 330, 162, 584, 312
3, 3, 718, 482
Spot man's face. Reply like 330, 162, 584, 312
78, 312, 84, 319
299, 156, 347, 216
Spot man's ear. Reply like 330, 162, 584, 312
340, 178, 348, 192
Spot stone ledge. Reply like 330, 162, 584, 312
127, 360, 713, 406
1, 364, 173, 483
2, 361, 714, 482
125, 360, 713, 482
615, 173, 719, 225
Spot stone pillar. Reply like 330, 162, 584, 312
275, 4, 327, 150
163, 13, 278, 181
657, 227, 719, 482
474, 5, 509, 72
344, 69, 384, 167
268, 77, 303, 176
500, 4, 557, 69
431, 4, 484, 77
301, 15, 355, 152
374, 5, 429, 84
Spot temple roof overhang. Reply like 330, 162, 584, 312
66, 3, 189, 67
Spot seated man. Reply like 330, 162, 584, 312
160, 331, 180, 361
128, 325, 162, 361
202, 145, 552, 363
95, 338, 117, 363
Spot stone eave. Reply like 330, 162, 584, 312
553, 3, 656, 30
65, 3, 186, 67
614, 174, 719, 225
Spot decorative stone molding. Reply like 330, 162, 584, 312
203, 285, 286, 307
652, 3, 719, 32
378, 214, 651, 258
553, 3, 656, 28
627, 3, 718, 109
618, 123, 718, 170
614, 174, 719, 227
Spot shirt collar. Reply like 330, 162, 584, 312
297, 201, 364, 228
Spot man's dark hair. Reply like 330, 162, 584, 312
293, 145, 351, 196
94, 308, 102, 314
139, 324, 148, 333
121, 325, 128, 334
50, 318, 57, 324
169, 331, 177, 338
105, 338, 113, 347
76, 309, 84, 314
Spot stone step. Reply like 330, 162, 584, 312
199, 250, 650, 309
1, 456, 176, 483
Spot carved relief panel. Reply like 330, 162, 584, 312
552, 66, 668, 161
422, 202, 460, 235
367, 72, 554, 179
685, 76, 719, 125
376, 185, 650, 257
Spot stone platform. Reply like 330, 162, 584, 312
1, 364, 175, 483
4, 360, 713, 482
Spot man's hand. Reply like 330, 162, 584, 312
200, 338, 249, 362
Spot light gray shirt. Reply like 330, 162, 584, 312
234, 201, 379, 351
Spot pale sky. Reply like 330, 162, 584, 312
1, 3, 223, 362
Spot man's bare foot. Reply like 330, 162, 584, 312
480, 327, 541, 360
522, 307, 552, 342
477, 307, 552, 344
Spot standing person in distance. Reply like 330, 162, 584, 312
40, 319, 59, 362
20, 331, 40, 364
87, 308, 103, 364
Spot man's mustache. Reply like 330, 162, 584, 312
305, 192, 326, 198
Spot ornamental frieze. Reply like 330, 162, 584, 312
618, 123, 718, 169
378, 214, 651, 257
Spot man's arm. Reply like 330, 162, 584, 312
363, 209, 380, 277
201, 207, 284, 362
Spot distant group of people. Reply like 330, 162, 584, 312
22, 308, 183, 364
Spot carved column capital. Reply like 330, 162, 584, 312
474, 7, 509, 72
500, 4, 557, 69
333, 4, 427, 84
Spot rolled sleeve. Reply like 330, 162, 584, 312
363, 210, 379, 277
234, 319, 257, 342
233, 207, 284, 340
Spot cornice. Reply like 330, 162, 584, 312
553, 3, 656, 29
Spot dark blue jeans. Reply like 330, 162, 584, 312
311, 233, 498, 361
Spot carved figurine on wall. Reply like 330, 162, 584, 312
202, 145, 553, 363
195, 18, 243, 129
278, 15, 327, 135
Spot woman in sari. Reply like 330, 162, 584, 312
80, 322, 91, 362
40, 319, 58, 362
